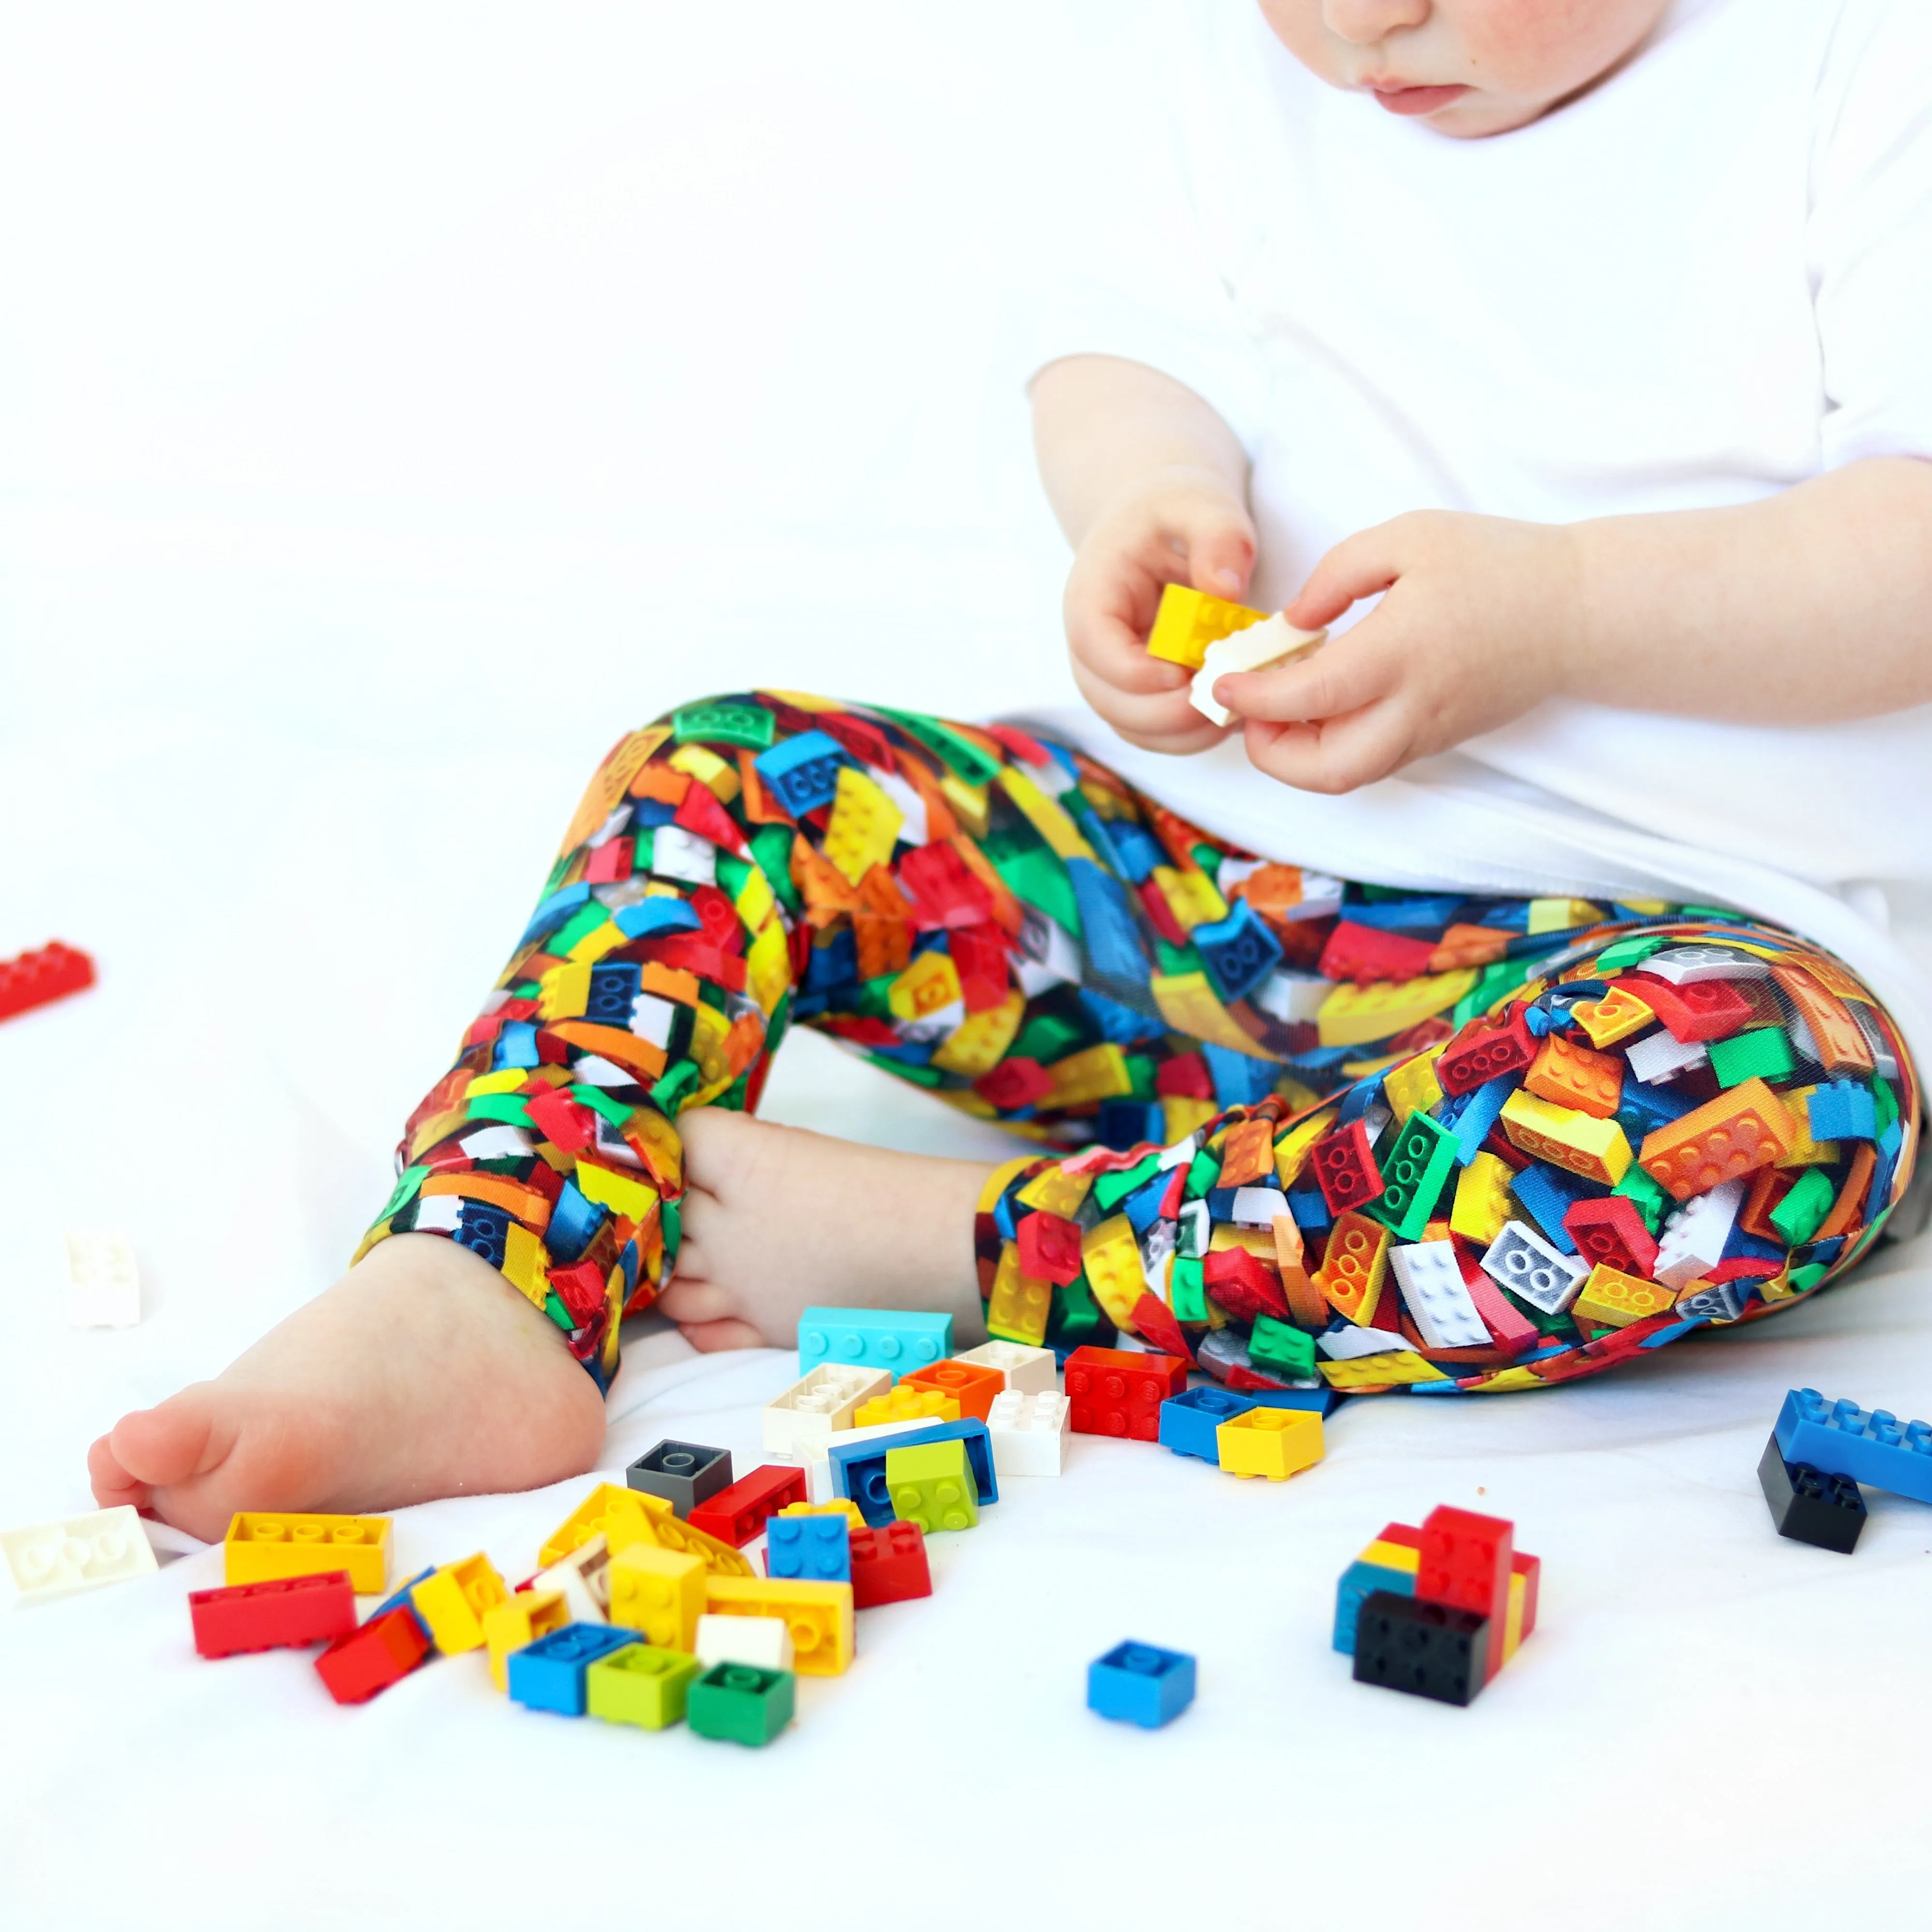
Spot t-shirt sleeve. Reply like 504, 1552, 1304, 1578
1809, 0, 1932, 468
1023, 2, 1270, 452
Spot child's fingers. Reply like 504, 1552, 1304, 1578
1242, 701, 1415, 795
654, 1277, 737, 1326
1212, 626, 1393, 724
1283, 519, 1406, 631
1068, 656, 1233, 753
1176, 506, 1256, 599
1067, 597, 1190, 697
676, 1316, 766, 1354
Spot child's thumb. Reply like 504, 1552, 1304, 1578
1183, 516, 1255, 599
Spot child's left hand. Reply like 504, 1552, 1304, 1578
1211, 511, 1582, 794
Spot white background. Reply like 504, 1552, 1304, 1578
3, 7, 1931, 1928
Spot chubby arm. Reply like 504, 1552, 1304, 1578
1217, 456, 1932, 794
1031, 353, 1258, 753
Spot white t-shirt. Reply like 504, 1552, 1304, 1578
1028, 0, 1932, 1072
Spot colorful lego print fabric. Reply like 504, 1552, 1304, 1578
355, 692, 1919, 1396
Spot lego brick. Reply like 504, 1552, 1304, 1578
1392, 1239, 1488, 1349
765, 1515, 852, 1583
1708, 1024, 1795, 1088
533, 1535, 614, 1623
2, 1505, 157, 1605
64, 1231, 140, 1327
1246, 1313, 1318, 1381
1563, 1195, 1659, 1279
539, 1481, 671, 1569
1479, 1220, 1588, 1315
222, 1512, 390, 1594
1368, 1109, 1458, 1240
1775, 1388, 1932, 1505
1772, 965, 1874, 1077
189, 1571, 355, 1658
1215, 1406, 1324, 1480
854, 1385, 959, 1428
1570, 983, 1655, 1049
0, 940, 95, 1024
695, 1611, 795, 1672
777, 1499, 867, 1529
1769, 1165, 1836, 1245
1354, 1592, 1489, 1706
687, 1464, 810, 1548
1525, 1032, 1623, 1119
1506, 1550, 1541, 1655
1311, 1120, 1385, 1216
1639, 1078, 1796, 1200
1063, 1345, 1189, 1440
1500, 1087, 1632, 1185
1449, 1151, 1515, 1246
508, 1622, 640, 1716
1438, 1011, 1535, 1096
763, 1364, 895, 1456
687, 1661, 795, 1746
1807, 1079, 1876, 1142
608, 1542, 707, 1649
952, 1338, 1059, 1395
1333, 1557, 1417, 1655
1159, 1385, 1259, 1463
1145, 580, 1268, 669
1087, 1640, 1196, 1728
1624, 1028, 1709, 1085
849, 1520, 933, 1607
704, 1575, 854, 1676
410, 1553, 508, 1654
830, 1417, 998, 1524
482, 1589, 569, 1690
1417, 1504, 1512, 1683
1653, 1179, 1746, 1290
1622, 969, 1753, 1043
314, 1606, 431, 1705
1315, 1209, 1391, 1324
625, 1439, 734, 1518
886, 1439, 980, 1531
585, 1643, 703, 1730
1757, 1433, 1865, 1554
797, 1306, 952, 1375
900, 1357, 1007, 1421
987, 1388, 1071, 1477
1571, 1263, 1675, 1328
1319, 1348, 1449, 1389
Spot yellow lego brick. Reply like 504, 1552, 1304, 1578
482, 1589, 568, 1691
1449, 1151, 1515, 1247
1315, 1210, 1388, 1324
1043, 1042, 1132, 1108
1775, 1086, 1840, 1168
1163, 1096, 1220, 1144
939, 771, 989, 838
987, 1242, 1052, 1347
1500, 1088, 1632, 1185
609, 1543, 708, 1650
574, 1159, 659, 1224
1081, 1215, 1145, 1329
1464, 1365, 1549, 1392
539, 1482, 662, 1568
1571, 1262, 1674, 1328
704, 1576, 854, 1677
1017, 1165, 1093, 1218
778, 1499, 867, 1530
1570, 983, 1654, 1050
1527, 896, 1607, 935
668, 740, 739, 802
977, 1155, 1038, 1215
854, 1387, 959, 1428
1151, 971, 1281, 1057
1317, 1350, 1449, 1389
1380, 1047, 1445, 1125
1757, 1268, 1802, 1303
565, 917, 629, 966
622, 1506, 760, 1580
1360, 1538, 1421, 1575
888, 949, 962, 1023
824, 764, 904, 885
1151, 864, 1228, 931
996, 764, 1096, 863
745, 917, 792, 1016
933, 989, 1025, 1077
1503, 1569, 1526, 1666
410, 1553, 508, 1654
500, 1222, 549, 1308
1145, 582, 1269, 670
223, 1513, 391, 1594
1273, 1108, 1335, 1188
762, 687, 840, 710
1215, 1406, 1324, 1481
1317, 971, 1477, 1048
733, 863, 776, 933
1208, 1223, 1277, 1259
466, 1067, 534, 1098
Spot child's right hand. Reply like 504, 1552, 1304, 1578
1063, 470, 1258, 754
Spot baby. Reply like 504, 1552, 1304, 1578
92, 0, 1930, 1537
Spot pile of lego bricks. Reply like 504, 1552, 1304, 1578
979, 923, 1918, 1394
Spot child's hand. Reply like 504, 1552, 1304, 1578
1064, 470, 1259, 754
1212, 511, 1581, 793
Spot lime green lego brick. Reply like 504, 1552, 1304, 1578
1368, 1110, 1458, 1240
1594, 935, 1670, 972
551, 904, 610, 955
1185, 1147, 1222, 1199
885, 1440, 980, 1532
586, 1644, 701, 1729
672, 701, 775, 751
1248, 1315, 1316, 1379
1771, 1167, 1836, 1246
651, 1062, 702, 1113
377, 1165, 430, 1221
1170, 1255, 1208, 1323
869, 706, 1003, 786
687, 1662, 795, 1747
466, 1094, 534, 1128
1613, 1163, 1667, 1233
992, 846, 1081, 937
1788, 1262, 1830, 1293
748, 826, 802, 915
1708, 1026, 1795, 1088
1094, 1153, 1162, 1212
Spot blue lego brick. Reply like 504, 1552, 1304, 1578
1157, 1386, 1258, 1463
507, 1623, 639, 1717
1238, 1385, 1340, 1415
1202, 1041, 1280, 1108
1775, 1388, 1932, 1504
519, 882, 593, 949
545, 1178, 608, 1266
1639, 1317, 1706, 1349
1098, 1101, 1165, 1150
1617, 1077, 1696, 1140
1336, 1077, 1387, 1127
453, 1200, 513, 1268
1087, 1641, 1196, 1728
1523, 1005, 1556, 1037
1807, 1080, 1876, 1142
631, 796, 678, 828
494, 1020, 540, 1071
1122, 1170, 1173, 1236
1286, 1186, 1332, 1236
1343, 895, 1463, 932
1107, 819, 1164, 884
805, 928, 858, 994
1080, 988, 1167, 1046
368, 1566, 437, 1646
753, 729, 850, 817
831, 1419, 996, 1526
611, 896, 703, 942
1066, 857, 1152, 986
1193, 900, 1284, 1004
993, 1190, 1020, 1240
764, 1515, 852, 1583
797, 1307, 952, 1377
1507, 1165, 1592, 1253
585, 960, 643, 1024
1869, 1120, 1904, 1218
1451, 1075, 1516, 1165
1333, 1558, 1416, 1655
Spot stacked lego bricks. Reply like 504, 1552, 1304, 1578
1757, 1386, 1932, 1555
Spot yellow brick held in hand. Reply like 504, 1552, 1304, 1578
1215, 1406, 1324, 1481
1145, 581, 1269, 670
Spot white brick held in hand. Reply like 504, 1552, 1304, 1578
1189, 613, 1327, 727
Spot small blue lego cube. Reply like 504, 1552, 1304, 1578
1087, 1641, 1196, 1729
1193, 900, 1284, 1004
753, 729, 849, 817
1807, 1080, 1876, 1143
1333, 1559, 1416, 1655
765, 1515, 852, 1583
1157, 1386, 1258, 1464
507, 1623, 640, 1717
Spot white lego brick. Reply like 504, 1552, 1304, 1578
762, 1364, 893, 1457
1015, 907, 1080, 995
1189, 613, 1327, 727
585, 804, 633, 849
412, 1193, 463, 1234
1480, 1221, 1589, 1315
1392, 1239, 1488, 1350
694, 1612, 794, 1672
1675, 1277, 1750, 1322
1230, 1186, 1290, 1228
1177, 1198, 1210, 1259
987, 1389, 1070, 1476
1284, 872, 1347, 923
1625, 1030, 1709, 1085
1654, 1179, 1746, 1292
868, 766, 928, 845
1157, 1130, 1203, 1171
1138, 1217, 1177, 1300
1641, 945, 1769, 984
532, 1534, 611, 1624
952, 1340, 1057, 1397
65, 1232, 140, 1328
1318, 1323, 1411, 1360
458, 1124, 535, 1162
630, 992, 678, 1049
650, 824, 717, 887
592, 876, 654, 911
1251, 968, 1330, 1024
1853, 1003, 1899, 1080
569, 1054, 637, 1087
2, 1506, 158, 1605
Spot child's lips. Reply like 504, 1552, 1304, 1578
1367, 82, 1473, 116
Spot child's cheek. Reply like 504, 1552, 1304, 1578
1459, 0, 1669, 103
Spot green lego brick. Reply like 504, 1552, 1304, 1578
870, 1054, 945, 1088
1185, 1147, 1222, 1200
551, 904, 610, 956
686, 1662, 795, 1747
543, 1290, 575, 1332
1593, 935, 1670, 972
586, 1643, 701, 1730
672, 700, 775, 751
1787, 1262, 1830, 1294
1046, 1278, 1105, 1348
1874, 1073, 1899, 1138
1170, 1255, 1208, 1322
1770, 1167, 1836, 1247
885, 1440, 980, 1532
748, 826, 802, 915
1189, 843, 1224, 875
990, 845, 1081, 937
569, 1082, 635, 1129
1613, 1163, 1667, 1233
1708, 1026, 1795, 1088
1094, 1153, 1162, 1213
1247, 1315, 1316, 1380
869, 706, 1004, 786
651, 1061, 702, 1113
466, 1093, 534, 1128
1014, 1011, 1085, 1065
852, 975, 895, 1022
1125, 1054, 1158, 1101
377, 1165, 429, 1221
1154, 939, 1205, 979
713, 850, 752, 901
1368, 1110, 1458, 1239
659, 1193, 681, 1256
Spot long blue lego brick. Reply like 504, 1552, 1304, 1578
1774, 1387, 1932, 1504
830, 1418, 996, 1526
797, 1307, 953, 1378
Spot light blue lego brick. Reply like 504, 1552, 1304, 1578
764, 1515, 852, 1584
1065, 856, 1151, 987
1087, 1641, 1195, 1728
1774, 1387, 1932, 1504
797, 1307, 952, 1378
1333, 1559, 1416, 1654
831, 1418, 996, 1526
1202, 1040, 1280, 1108
1157, 1387, 1258, 1463
508, 1623, 639, 1717
1807, 1081, 1876, 1142
519, 882, 593, 949
611, 897, 704, 941
1450, 1075, 1516, 1165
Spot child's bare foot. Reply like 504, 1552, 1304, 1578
661, 1108, 995, 1354
87, 1234, 606, 1542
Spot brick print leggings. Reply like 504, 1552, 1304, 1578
354, 693, 1919, 1397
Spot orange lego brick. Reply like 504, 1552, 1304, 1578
1637, 1076, 1797, 1200
1523, 1033, 1622, 1120
1217, 1117, 1277, 1189
1315, 1211, 1389, 1324
1816, 1141, 1878, 1243
900, 1359, 1006, 1422
1570, 1264, 1675, 1329
1771, 965, 1874, 1078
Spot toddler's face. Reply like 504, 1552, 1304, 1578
1257, 0, 1674, 137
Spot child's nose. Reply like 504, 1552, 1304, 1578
1323, 0, 1433, 47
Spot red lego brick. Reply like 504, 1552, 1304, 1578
974, 1058, 1055, 1111
314, 1606, 431, 1705
525, 1084, 599, 1155
898, 841, 995, 930
1136, 878, 1190, 948
1417, 1505, 1513, 1684
687, 1463, 810, 1548
1437, 1010, 1535, 1097
1063, 1346, 1189, 1441
1622, 972, 1753, 1044
640, 934, 746, 993
190, 1571, 357, 1659
546, 1258, 608, 1325
1202, 1245, 1293, 1324
671, 776, 748, 854
1563, 1196, 1659, 1279
1128, 1292, 1196, 1365
1156, 1052, 1214, 1101
819, 712, 895, 772
902, 1358, 1007, 1421
687, 885, 746, 954
582, 837, 635, 884
849, 1520, 933, 1608
1016, 1210, 1084, 1287
949, 923, 1012, 1013
1311, 1120, 1384, 1216
0, 942, 95, 1025
1317, 921, 1437, 986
